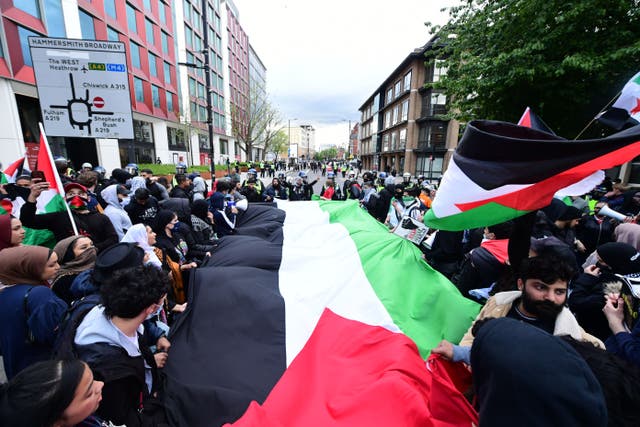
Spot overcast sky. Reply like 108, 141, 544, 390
232, 0, 457, 149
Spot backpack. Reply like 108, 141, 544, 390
51, 294, 101, 360
350, 183, 362, 199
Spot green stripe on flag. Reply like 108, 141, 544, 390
317, 200, 480, 357
634, 74, 640, 85
425, 201, 531, 232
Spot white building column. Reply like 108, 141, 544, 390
0, 79, 26, 166
95, 139, 120, 172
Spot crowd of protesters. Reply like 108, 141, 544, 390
2, 155, 640, 426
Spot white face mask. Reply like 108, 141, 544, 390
120, 196, 131, 207
146, 302, 163, 320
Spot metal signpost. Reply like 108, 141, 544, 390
28, 37, 134, 139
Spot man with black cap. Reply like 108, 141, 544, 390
20, 181, 118, 252
240, 178, 262, 203
125, 187, 159, 226
570, 241, 640, 341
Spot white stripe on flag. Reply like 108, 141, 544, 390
277, 200, 399, 366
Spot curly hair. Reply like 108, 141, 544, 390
517, 253, 574, 284
100, 265, 169, 318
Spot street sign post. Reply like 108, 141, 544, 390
28, 37, 134, 139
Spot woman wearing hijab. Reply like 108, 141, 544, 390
190, 199, 217, 245
0, 246, 67, 379
51, 236, 97, 305
614, 222, 640, 251
0, 215, 25, 251
122, 223, 163, 268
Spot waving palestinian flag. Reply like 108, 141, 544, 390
424, 120, 640, 231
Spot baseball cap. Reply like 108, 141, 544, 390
116, 184, 132, 195
63, 182, 88, 194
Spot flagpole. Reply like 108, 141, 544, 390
574, 91, 622, 140
38, 123, 79, 236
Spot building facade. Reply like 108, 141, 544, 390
286, 124, 315, 161
248, 43, 267, 160
0, 0, 180, 172
358, 36, 458, 180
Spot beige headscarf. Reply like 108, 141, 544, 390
0, 246, 52, 286
52, 235, 97, 283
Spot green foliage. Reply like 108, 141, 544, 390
428, 0, 640, 137
264, 130, 289, 160
137, 164, 228, 174
314, 147, 338, 160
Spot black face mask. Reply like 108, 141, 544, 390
395, 192, 403, 200
595, 261, 613, 273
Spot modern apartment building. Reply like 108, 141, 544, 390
248, 43, 266, 160
287, 124, 315, 161
358, 36, 459, 179
0, 0, 180, 172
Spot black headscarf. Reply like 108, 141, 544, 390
471, 318, 607, 427
191, 200, 210, 222
153, 209, 177, 236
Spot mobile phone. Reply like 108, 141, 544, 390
31, 170, 45, 180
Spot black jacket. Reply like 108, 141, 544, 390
20, 201, 118, 252
569, 272, 616, 341
125, 197, 160, 226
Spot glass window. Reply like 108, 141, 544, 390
382, 134, 390, 152
166, 91, 173, 112
199, 105, 206, 122
433, 60, 447, 82
212, 92, 218, 109
404, 71, 412, 92
393, 106, 399, 124
197, 82, 205, 99
401, 100, 409, 121
384, 111, 391, 129
152, 85, 160, 107
183, 0, 191, 20
399, 129, 407, 148
105, 0, 117, 18
190, 102, 197, 119
219, 139, 227, 155
134, 77, 144, 102
391, 132, 397, 150
126, 3, 137, 32
217, 75, 223, 91
18, 26, 41, 67
148, 52, 157, 77
143, 0, 152, 10
188, 77, 196, 97
194, 35, 201, 51
394, 81, 401, 98
163, 62, 171, 84
430, 93, 447, 115
219, 95, 224, 110
16, 1, 41, 18
185, 26, 193, 47
79, 10, 96, 40
159, 2, 166, 24
145, 19, 155, 46
107, 26, 119, 41
44, 0, 66, 37
130, 42, 141, 68
161, 32, 169, 54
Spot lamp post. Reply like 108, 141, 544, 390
177, 0, 214, 178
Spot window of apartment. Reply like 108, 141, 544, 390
199, 105, 206, 122
183, 0, 191, 20
161, 31, 169, 54
217, 75, 224, 91
193, 10, 201, 32
215, 14, 221, 32
386, 88, 393, 105
401, 99, 409, 121
394, 81, 401, 98
403, 71, 412, 92
145, 19, 155, 46
391, 132, 398, 150
393, 106, 399, 124
163, 62, 171, 84
399, 129, 407, 148
45, 0, 66, 37
107, 26, 119, 41
17, 1, 41, 18
167, 127, 186, 150
194, 34, 202, 51
185, 26, 193, 47
188, 77, 196, 97
18, 26, 40, 67
105, 0, 117, 18
382, 134, 390, 152
218, 95, 224, 110
134, 77, 144, 102
143, 0, 152, 10
126, 3, 137, 32
219, 139, 228, 155
148, 52, 157, 77
431, 93, 447, 115
433, 59, 447, 82
159, 2, 166, 24
130, 42, 141, 68
151, 85, 161, 107
190, 102, 197, 120
384, 111, 391, 129
79, 10, 96, 40
197, 82, 205, 99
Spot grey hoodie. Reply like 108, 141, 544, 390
101, 184, 132, 239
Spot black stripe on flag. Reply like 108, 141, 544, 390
455, 120, 640, 190
164, 205, 286, 427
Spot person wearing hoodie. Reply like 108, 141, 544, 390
191, 174, 208, 201
74, 264, 169, 426
100, 184, 133, 240
50, 235, 97, 305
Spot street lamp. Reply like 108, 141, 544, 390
288, 118, 297, 167
177, 0, 214, 178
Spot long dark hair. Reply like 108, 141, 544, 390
0, 359, 86, 427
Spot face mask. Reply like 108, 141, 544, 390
595, 261, 613, 273
119, 196, 130, 207
146, 302, 163, 320
66, 195, 88, 210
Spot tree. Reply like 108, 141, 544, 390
264, 130, 289, 161
427, 0, 640, 137
314, 147, 338, 161
230, 82, 282, 161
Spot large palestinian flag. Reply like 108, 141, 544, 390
424, 120, 640, 231
164, 201, 480, 426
